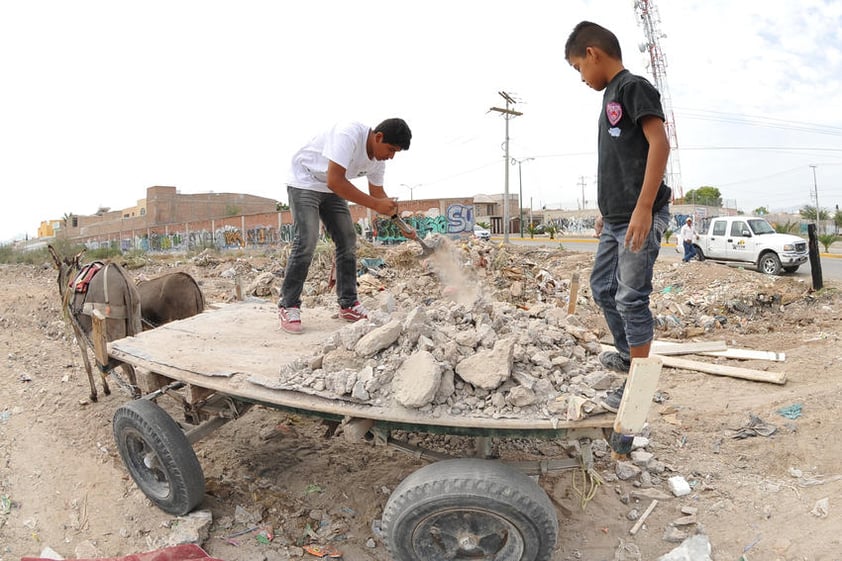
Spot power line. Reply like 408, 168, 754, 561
674, 107, 842, 137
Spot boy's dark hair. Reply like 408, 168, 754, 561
564, 21, 622, 62
374, 118, 412, 150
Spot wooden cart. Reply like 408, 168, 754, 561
100, 300, 661, 561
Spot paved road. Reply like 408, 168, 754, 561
500, 235, 842, 283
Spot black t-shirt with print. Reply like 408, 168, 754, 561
597, 69, 672, 224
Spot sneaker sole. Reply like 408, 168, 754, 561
280, 322, 303, 334
600, 400, 620, 413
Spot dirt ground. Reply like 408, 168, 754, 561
2, 240, 842, 561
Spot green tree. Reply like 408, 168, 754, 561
683, 186, 722, 207
799, 205, 830, 221
545, 224, 557, 240
818, 233, 838, 253
753, 206, 769, 216
772, 220, 800, 234
834, 208, 842, 234
276, 202, 289, 211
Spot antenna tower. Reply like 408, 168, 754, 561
634, 0, 683, 199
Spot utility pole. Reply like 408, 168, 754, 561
810, 164, 820, 233
490, 91, 523, 244
578, 176, 587, 210
512, 157, 534, 237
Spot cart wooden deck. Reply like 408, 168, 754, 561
107, 299, 616, 433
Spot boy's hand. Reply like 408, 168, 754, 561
625, 207, 653, 253
594, 215, 604, 237
373, 198, 398, 217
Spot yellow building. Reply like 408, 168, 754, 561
37, 219, 63, 239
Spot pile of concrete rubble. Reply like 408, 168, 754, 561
272, 290, 620, 421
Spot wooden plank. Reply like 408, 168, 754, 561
567, 272, 579, 315
703, 348, 786, 361
659, 355, 786, 385
91, 309, 109, 366
602, 343, 787, 385
653, 339, 785, 362
650, 340, 727, 355
629, 499, 658, 535
614, 357, 662, 434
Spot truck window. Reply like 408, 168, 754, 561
748, 219, 774, 235
730, 221, 751, 237
712, 220, 727, 236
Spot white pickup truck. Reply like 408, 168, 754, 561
693, 216, 808, 275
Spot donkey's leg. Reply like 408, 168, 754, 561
99, 365, 111, 397
120, 364, 140, 398
73, 325, 100, 402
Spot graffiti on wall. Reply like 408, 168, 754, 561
371, 204, 476, 244
87, 205, 483, 250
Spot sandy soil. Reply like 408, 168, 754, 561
1, 241, 841, 561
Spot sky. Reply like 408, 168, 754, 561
2, 0, 841, 242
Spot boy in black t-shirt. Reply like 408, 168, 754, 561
565, 21, 671, 412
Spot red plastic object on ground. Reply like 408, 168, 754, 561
21, 544, 225, 561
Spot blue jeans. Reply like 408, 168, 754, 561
682, 240, 697, 261
280, 186, 359, 309
590, 206, 670, 359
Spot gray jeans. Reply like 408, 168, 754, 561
280, 186, 359, 309
590, 205, 670, 359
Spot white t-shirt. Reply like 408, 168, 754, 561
286, 122, 385, 193
680, 223, 696, 242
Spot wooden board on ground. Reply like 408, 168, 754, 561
658, 354, 787, 385
614, 357, 662, 434
602, 343, 787, 385
650, 340, 727, 355
653, 339, 786, 362
109, 300, 615, 432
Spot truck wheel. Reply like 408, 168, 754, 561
382, 459, 558, 561
693, 245, 705, 261
112, 399, 205, 515
783, 266, 799, 273
758, 253, 782, 275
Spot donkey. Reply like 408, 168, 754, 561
136, 271, 205, 330
48, 245, 142, 402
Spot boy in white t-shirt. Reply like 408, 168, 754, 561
278, 118, 412, 334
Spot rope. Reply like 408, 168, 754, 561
570, 454, 604, 510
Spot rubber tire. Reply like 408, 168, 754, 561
694, 246, 706, 261
382, 459, 558, 561
112, 399, 205, 515
783, 266, 799, 274
758, 252, 782, 275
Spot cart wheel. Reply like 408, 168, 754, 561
382, 459, 558, 561
112, 399, 205, 515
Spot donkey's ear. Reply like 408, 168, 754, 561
72, 248, 86, 268
47, 245, 62, 270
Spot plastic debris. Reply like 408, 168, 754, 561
305, 483, 323, 495
731, 414, 777, 439
256, 527, 274, 544
303, 544, 342, 558
777, 403, 803, 419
